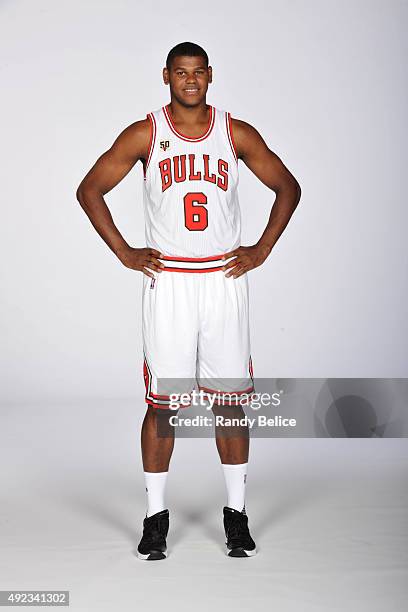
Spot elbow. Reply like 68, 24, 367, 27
76, 183, 85, 206
294, 179, 301, 206
76, 181, 96, 209
278, 176, 301, 208
287, 175, 301, 207
76, 180, 104, 206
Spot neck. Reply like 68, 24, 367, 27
168, 98, 209, 125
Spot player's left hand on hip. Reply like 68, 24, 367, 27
221, 244, 272, 278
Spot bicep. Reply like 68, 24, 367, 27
234, 120, 296, 192
79, 121, 149, 195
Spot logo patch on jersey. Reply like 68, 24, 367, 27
160, 140, 170, 152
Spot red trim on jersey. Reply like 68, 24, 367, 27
144, 357, 171, 400
226, 112, 238, 163
163, 104, 215, 142
144, 112, 156, 177
199, 385, 254, 395
160, 254, 225, 262
143, 355, 193, 408
148, 390, 179, 399
161, 266, 224, 273
158, 253, 229, 272
249, 355, 254, 379
145, 398, 193, 410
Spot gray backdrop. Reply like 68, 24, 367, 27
0, 2, 407, 611
1, 0, 407, 405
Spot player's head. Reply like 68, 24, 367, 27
163, 42, 212, 107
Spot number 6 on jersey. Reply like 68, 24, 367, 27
184, 192, 208, 231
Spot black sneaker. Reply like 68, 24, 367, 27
223, 506, 257, 557
137, 509, 169, 560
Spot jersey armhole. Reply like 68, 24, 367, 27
143, 112, 157, 178
226, 112, 238, 163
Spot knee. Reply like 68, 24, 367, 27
145, 404, 179, 426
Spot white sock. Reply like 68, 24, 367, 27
144, 471, 168, 517
222, 463, 248, 512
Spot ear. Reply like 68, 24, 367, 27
163, 67, 169, 85
208, 66, 213, 84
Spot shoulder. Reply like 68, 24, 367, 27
110, 116, 152, 160
229, 117, 268, 159
114, 117, 151, 145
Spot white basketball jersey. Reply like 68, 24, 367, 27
142, 105, 241, 257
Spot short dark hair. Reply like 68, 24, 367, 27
166, 42, 209, 70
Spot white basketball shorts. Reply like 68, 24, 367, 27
142, 254, 255, 409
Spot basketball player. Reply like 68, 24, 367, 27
76, 42, 301, 560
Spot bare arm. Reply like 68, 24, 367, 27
76, 119, 164, 278
222, 118, 301, 278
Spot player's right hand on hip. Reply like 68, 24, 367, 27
118, 247, 165, 278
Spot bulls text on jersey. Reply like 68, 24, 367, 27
159, 154, 228, 193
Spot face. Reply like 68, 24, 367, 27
163, 55, 212, 107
